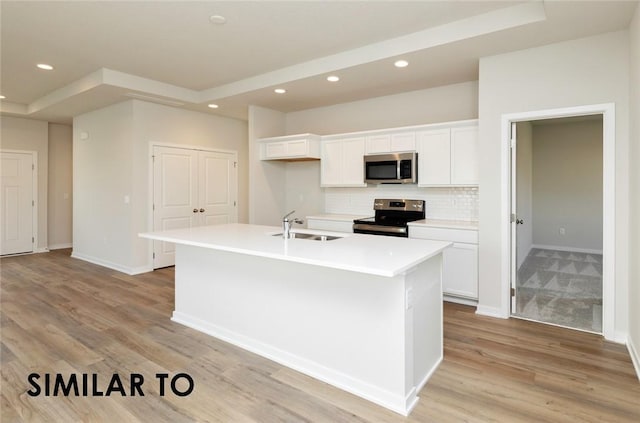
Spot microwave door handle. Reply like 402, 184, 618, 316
397, 160, 401, 180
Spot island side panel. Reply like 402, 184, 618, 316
172, 244, 413, 414
406, 253, 443, 394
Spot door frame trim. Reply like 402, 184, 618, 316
500, 103, 615, 341
147, 143, 238, 269
0, 149, 38, 255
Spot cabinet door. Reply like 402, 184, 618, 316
341, 137, 365, 186
366, 135, 391, 154
451, 126, 479, 185
321, 140, 343, 186
307, 219, 354, 233
286, 140, 308, 157
443, 243, 478, 299
391, 132, 416, 152
416, 128, 451, 185
265, 142, 287, 158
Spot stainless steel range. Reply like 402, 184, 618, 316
353, 199, 425, 237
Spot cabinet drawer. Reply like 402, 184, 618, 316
409, 226, 478, 244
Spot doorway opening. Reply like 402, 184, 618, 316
502, 103, 615, 340
512, 116, 603, 333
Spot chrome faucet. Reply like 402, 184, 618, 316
282, 210, 304, 239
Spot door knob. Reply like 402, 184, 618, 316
199, 208, 205, 213
516, 219, 524, 225
193, 208, 198, 213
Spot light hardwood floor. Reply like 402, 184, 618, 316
1, 249, 639, 422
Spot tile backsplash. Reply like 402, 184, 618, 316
324, 186, 479, 221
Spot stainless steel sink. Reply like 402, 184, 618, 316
272, 232, 341, 241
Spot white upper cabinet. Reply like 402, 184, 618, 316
365, 134, 391, 154
391, 132, 416, 152
259, 134, 321, 161
321, 137, 366, 187
417, 128, 451, 185
417, 124, 478, 186
450, 126, 479, 185
365, 131, 416, 154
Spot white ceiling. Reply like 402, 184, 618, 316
0, 1, 637, 124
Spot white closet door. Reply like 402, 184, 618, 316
198, 150, 237, 226
153, 146, 198, 269
1, 152, 34, 255
152, 146, 238, 269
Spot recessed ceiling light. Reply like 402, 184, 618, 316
274, 88, 286, 94
36, 63, 54, 70
209, 15, 227, 25
327, 75, 340, 82
208, 104, 219, 109
0, 95, 5, 99
394, 60, 409, 68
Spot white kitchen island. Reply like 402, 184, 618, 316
140, 223, 450, 416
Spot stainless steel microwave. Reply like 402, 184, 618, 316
364, 152, 417, 184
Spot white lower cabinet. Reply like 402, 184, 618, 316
409, 226, 478, 303
306, 218, 354, 233
442, 243, 478, 299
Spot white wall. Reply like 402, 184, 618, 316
516, 121, 533, 268
627, 4, 640, 378
286, 81, 478, 135
73, 100, 248, 273
285, 161, 324, 223
478, 31, 630, 339
532, 119, 603, 252
48, 123, 73, 249
248, 105, 287, 225
0, 116, 49, 251
73, 101, 134, 271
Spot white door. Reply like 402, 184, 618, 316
198, 150, 237, 226
153, 146, 198, 268
153, 146, 237, 268
1, 152, 34, 255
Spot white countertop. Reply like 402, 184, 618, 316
140, 223, 450, 277
408, 219, 478, 230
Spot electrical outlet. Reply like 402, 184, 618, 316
559, 227, 566, 235
405, 287, 413, 310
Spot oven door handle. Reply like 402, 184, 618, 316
353, 223, 408, 235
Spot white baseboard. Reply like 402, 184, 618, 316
34, 247, 49, 253
531, 244, 603, 255
172, 311, 422, 416
48, 243, 72, 250
444, 294, 478, 307
627, 336, 640, 381
475, 304, 508, 319
71, 252, 151, 276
